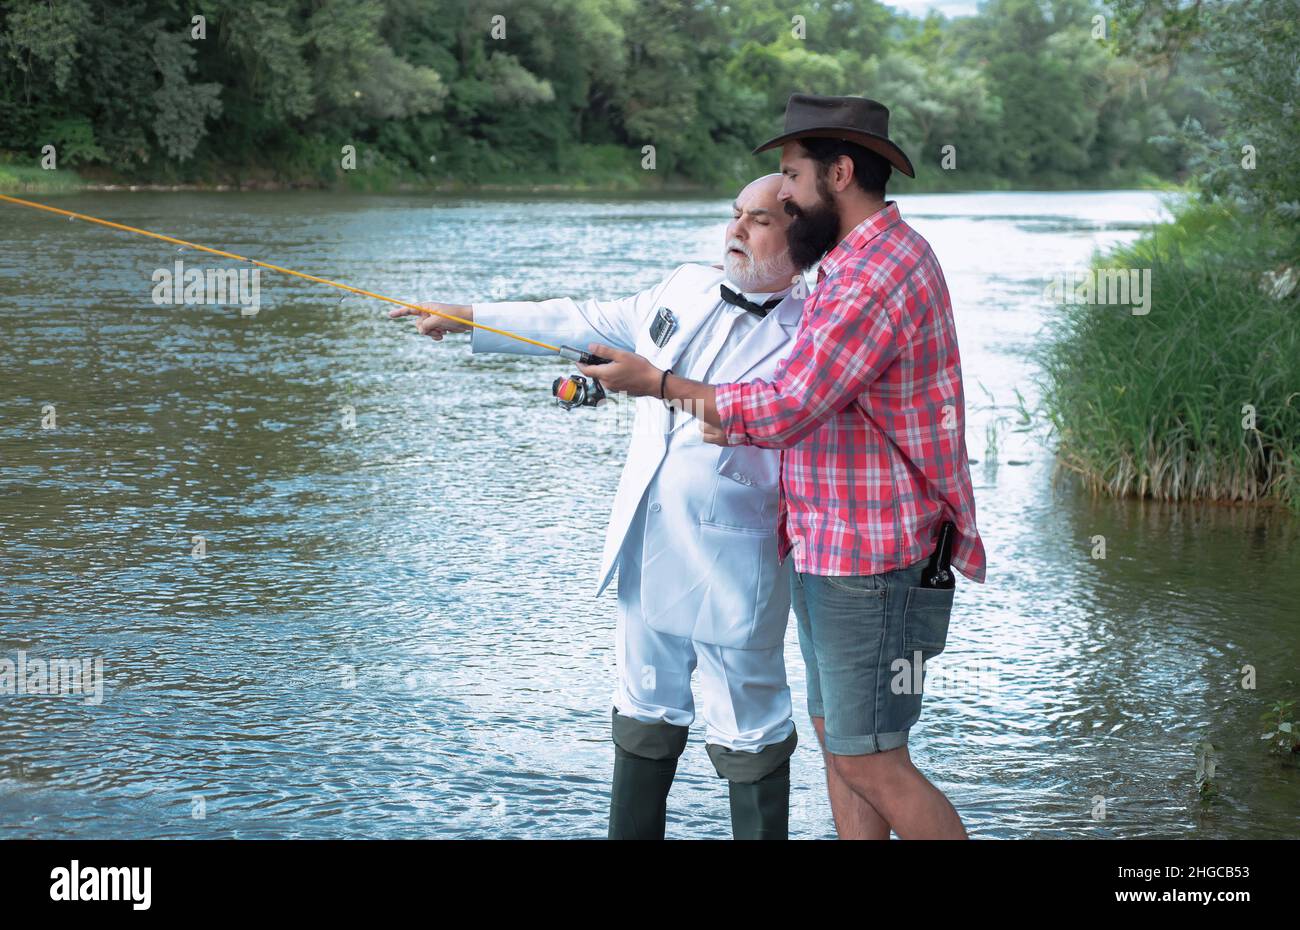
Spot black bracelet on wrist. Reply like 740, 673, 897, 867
659, 368, 672, 400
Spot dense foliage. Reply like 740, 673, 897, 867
0, 0, 1222, 189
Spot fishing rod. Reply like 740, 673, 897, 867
0, 192, 611, 410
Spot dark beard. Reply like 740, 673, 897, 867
784, 183, 841, 271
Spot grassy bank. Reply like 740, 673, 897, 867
0, 162, 84, 193
1040, 202, 1300, 512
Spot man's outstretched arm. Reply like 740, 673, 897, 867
390, 265, 702, 356
390, 293, 645, 357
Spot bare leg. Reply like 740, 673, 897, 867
828, 743, 966, 839
811, 716, 891, 839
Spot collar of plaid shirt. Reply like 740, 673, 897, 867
816, 201, 902, 282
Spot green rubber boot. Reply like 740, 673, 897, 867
608, 709, 689, 840
727, 759, 791, 840
608, 744, 680, 840
707, 729, 797, 841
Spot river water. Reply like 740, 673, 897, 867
1, 190, 1297, 839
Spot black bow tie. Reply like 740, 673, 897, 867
720, 285, 783, 318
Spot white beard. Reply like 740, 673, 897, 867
724, 246, 795, 293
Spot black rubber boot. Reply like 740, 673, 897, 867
727, 759, 791, 840
608, 709, 689, 840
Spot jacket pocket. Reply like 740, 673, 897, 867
715, 444, 780, 491
687, 520, 786, 650
702, 464, 779, 533
902, 585, 955, 661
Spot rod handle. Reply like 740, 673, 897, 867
558, 345, 612, 366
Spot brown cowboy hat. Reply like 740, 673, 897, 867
753, 93, 915, 178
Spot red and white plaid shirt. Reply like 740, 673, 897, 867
715, 202, 986, 582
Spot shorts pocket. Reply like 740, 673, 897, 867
822, 573, 883, 597
902, 585, 954, 661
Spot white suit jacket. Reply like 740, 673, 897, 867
471, 263, 803, 649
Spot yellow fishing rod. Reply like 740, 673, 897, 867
0, 192, 611, 409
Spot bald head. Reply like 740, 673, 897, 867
740, 172, 783, 201
723, 173, 797, 292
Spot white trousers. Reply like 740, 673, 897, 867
611, 507, 794, 753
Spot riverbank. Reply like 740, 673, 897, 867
1039, 202, 1300, 513
0, 150, 1171, 197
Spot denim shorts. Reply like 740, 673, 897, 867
790, 558, 955, 756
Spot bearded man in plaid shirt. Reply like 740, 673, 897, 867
582, 94, 986, 839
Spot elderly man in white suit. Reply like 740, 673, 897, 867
392, 174, 804, 839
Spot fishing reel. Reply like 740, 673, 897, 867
552, 373, 606, 410
552, 345, 611, 411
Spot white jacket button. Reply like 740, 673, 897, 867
649, 502, 662, 513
